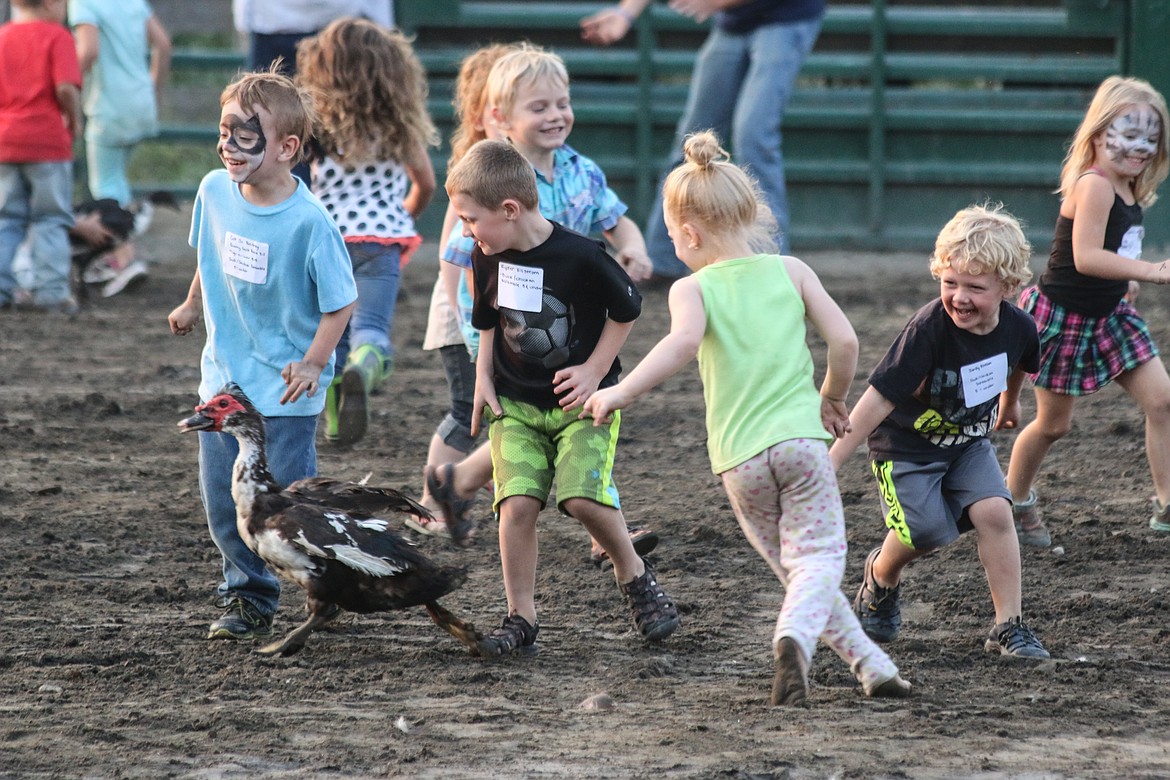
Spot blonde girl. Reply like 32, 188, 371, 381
584, 131, 910, 705
296, 17, 438, 445
1005, 76, 1170, 544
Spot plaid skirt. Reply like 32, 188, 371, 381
1018, 285, 1159, 395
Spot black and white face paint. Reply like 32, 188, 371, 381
1102, 106, 1161, 168
218, 114, 267, 183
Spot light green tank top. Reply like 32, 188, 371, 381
695, 254, 832, 473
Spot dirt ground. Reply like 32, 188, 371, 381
3, 202, 1170, 780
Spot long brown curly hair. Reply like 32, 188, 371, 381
296, 17, 438, 165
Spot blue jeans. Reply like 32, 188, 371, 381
0, 161, 73, 306
198, 414, 319, 615
644, 16, 823, 276
334, 242, 401, 372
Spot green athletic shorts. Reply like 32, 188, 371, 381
486, 395, 622, 513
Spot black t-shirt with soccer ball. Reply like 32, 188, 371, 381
471, 221, 642, 409
866, 298, 1039, 463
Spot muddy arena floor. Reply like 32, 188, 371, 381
2, 203, 1169, 779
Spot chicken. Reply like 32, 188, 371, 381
178, 384, 482, 657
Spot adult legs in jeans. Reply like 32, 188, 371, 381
643, 17, 823, 276
198, 414, 319, 616
0, 162, 73, 305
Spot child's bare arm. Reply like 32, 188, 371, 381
471, 328, 500, 437
146, 15, 172, 98
786, 257, 859, 437
280, 302, 355, 404
602, 216, 653, 282
828, 386, 894, 472
55, 82, 81, 141
1071, 174, 1170, 283
583, 275, 705, 423
403, 140, 437, 220
74, 24, 99, 74
995, 367, 1029, 431
168, 269, 203, 335
554, 317, 635, 411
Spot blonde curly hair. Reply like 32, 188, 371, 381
930, 203, 1033, 295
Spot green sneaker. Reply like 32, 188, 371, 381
346, 343, 389, 395
208, 598, 273, 641
323, 376, 342, 443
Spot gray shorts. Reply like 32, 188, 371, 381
869, 438, 1011, 550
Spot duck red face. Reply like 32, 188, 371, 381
178, 393, 248, 433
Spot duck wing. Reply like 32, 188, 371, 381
283, 477, 432, 519
256, 498, 432, 579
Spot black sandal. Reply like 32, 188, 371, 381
425, 463, 476, 546
621, 559, 680, 641
474, 614, 540, 657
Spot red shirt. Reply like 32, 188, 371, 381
0, 20, 82, 163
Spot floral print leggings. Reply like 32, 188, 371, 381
721, 438, 899, 689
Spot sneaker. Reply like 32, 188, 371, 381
620, 559, 680, 641
770, 636, 809, 706
208, 598, 273, 641
863, 674, 913, 698
854, 546, 902, 643
82, 254, 119, 284
474, 614, 540, 657
1150, 497, 1170, 532
102, 259, 149, 297
323, 377, 342, 443
985, 616, 1050, 658
335, 366, 367, 445
1013, 490, 1051, 548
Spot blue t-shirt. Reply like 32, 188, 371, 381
189, 169, 357, 417
69, 0, 159, 145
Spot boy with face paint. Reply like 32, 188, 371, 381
1005, 76, 1170, 545
167, 70, 357, 643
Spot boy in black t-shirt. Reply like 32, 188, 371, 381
830, 204, 1050, 659
446, 139, 680, 656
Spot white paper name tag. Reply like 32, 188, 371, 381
223, 231, 269, 284
961, 352, 1008, 407
497, 262, 544, 312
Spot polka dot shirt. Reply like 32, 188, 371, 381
311, 155, 416, 241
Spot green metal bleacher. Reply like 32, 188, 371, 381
149, 0, 1170, 250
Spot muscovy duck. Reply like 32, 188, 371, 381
178, 384, 482, 657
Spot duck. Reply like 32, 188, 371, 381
178, 384, 482, 657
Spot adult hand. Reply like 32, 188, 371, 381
581, 6, 634, 46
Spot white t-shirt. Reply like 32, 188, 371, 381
232, 0, 392, 34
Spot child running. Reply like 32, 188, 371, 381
448, 138, 680, 656
296, 17, 437, 445
168, 68, 356, 641
412, 43, 659, 563
1005, 76, 1170, 545
584, 131, 910, 704
411, 43, 517, 539
830, 204, 1050, 659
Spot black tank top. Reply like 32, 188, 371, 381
1039, 192, 1142, 317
